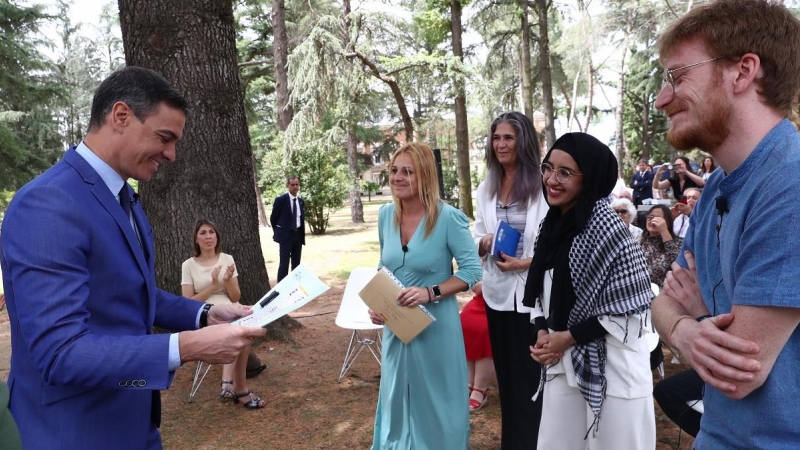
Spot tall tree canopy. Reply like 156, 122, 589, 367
0, 1, 63, 195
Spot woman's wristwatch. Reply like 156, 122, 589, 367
429, 285, 442, 303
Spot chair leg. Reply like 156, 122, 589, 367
338, 329, 383, 383
188, 361, 212, 403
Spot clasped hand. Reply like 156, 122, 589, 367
530, 329, 574, 365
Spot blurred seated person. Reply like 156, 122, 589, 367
653, 368, 704, 437
699, 156, 716, 181
460, 282, 495, 412
610, 197, 642, 240
670, 188, 701, 238
640, 205, 683, 371
640, 205, 683, 288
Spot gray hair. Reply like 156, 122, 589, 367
609, 197, 636, 225
484, 112, 542, 209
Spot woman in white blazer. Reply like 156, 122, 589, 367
472, 112, 549, 449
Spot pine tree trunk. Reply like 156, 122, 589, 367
535, 0, 557, 149
347, 128, 364, 223
272, 0, 293, 131
519, 0, 534, 119
343, 0, 364, 223
252, 151, 268, 227
118, 0, 297, 340
614, 34, 630, 165
451, 0, 473, 218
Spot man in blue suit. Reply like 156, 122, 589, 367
629, 158, 654, 206
270, 176, 305, 281
0, 67, 266, 449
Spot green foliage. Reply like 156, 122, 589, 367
0, 1, 65, 193
621, 46, 669, 177
292, 145, 350, 236
362, 181, 380, 201
262, 129, 350, 235
471, 165, 484, 188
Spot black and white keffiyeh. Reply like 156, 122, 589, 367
523, 132, 653, 432
566, 200, 652, 419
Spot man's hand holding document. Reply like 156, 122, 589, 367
231, 263, 329, 328
359, 267, 435, 344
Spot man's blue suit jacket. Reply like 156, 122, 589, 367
0, 149, 202, 449
270, 193, 305, 245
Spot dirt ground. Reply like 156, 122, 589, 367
152, 280, 695, 450
0, 289, 695, 450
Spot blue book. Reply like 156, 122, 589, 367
491, 220, 521, 261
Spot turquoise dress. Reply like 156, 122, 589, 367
372, 202, 482, 450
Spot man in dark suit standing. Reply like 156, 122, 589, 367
270, 176, 305, 281
0, 67, 265, 450
629, 158, 654, 206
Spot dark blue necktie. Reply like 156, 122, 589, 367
292, 198, 298, 230
119, 185, 132, 219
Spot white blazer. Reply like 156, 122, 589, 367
472, 180, 549, 312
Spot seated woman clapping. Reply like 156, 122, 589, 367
181, 219, 265, 409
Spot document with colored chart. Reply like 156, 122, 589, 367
231, 263, 329, 328
358, 267, 435, 344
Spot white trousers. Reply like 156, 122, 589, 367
537, 374, 656, 450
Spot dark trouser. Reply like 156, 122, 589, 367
277, 231, 303, 282
653, 368, 703, 437
485, 303, 543, 450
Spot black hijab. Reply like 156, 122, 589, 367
523, 133, 618, 331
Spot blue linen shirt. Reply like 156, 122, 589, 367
677, 119, 800, 449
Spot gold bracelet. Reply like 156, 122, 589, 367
667, 315, 694, 342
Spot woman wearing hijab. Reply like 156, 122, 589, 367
524, 133, 655, 449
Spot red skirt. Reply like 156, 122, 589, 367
460, 293, 493, 361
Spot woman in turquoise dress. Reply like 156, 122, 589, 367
368, 142, 482, 450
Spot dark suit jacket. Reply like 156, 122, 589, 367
270, 193, 305, 245
630, 170, 654, 201
0, 149, 202, 449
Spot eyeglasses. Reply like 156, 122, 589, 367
541, 163, 583, 184
646, 215, 662, 221
614, 209, 629, 215
661, 56, 724, 94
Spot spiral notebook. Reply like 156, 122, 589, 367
358, 267, 435, 344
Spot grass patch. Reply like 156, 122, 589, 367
261, 198, 390, 285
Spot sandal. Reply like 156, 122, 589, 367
469, 387, 489, 413
220, 381, 235, 401
234, 391, 266, 409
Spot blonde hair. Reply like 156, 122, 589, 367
389, 142, 441, 237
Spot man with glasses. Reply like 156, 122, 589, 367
652, 1, 800, 448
